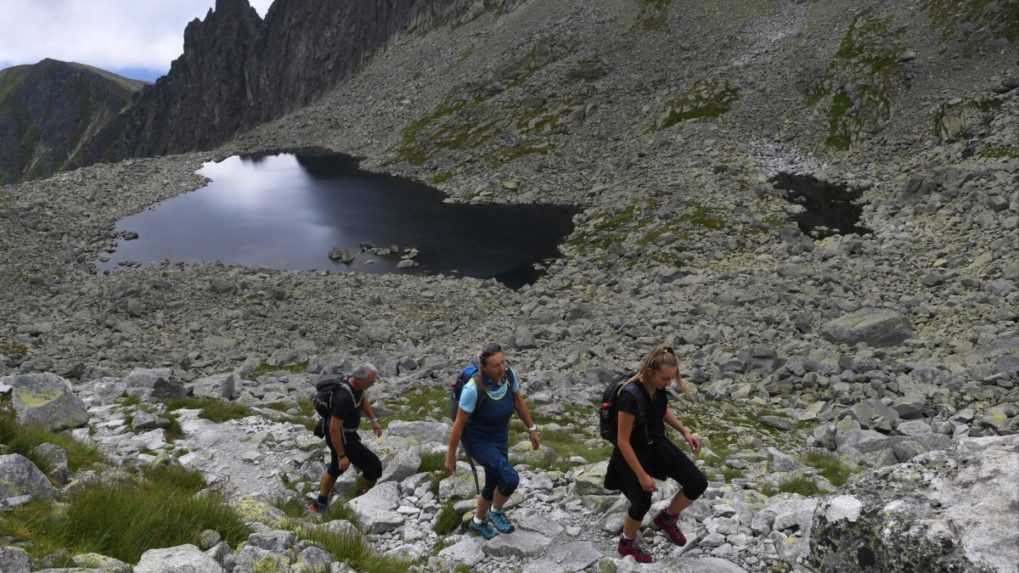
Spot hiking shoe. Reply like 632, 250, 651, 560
307, 499, 328, 515
469, 518, 499, 540
618, 536, 652, 563
653, 510, 687, 546
489, 509, 515, 534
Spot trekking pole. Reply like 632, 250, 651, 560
460, 445, 481, 495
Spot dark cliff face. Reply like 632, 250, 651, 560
0, 59, 144, 184
75, 0, 493, 168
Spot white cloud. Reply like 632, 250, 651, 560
0, 0, 275, 73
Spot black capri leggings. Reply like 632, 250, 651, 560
325, 424, 382, 482
617, 438, 708, 520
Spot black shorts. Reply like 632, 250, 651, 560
604, 438, 708, 519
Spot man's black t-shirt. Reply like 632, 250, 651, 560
616, 381, 667, 450
329, 380, 364, 431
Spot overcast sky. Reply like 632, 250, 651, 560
0, 0, 274, 82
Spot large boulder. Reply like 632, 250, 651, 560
822, 309, 912, 347
123, 368, 186, 400
347, 481, 405, 533
2, 373, 89, 430
384, 420, 450, 444
807, 435, 1019, 572
377, 447, 421, 484
134, 544, 224, 573
0, 454, 56, 501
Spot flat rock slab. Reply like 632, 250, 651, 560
822, 308, 912, 347
437, 537, 485, 567
134, 544, 223, 573
483, 530, 552, 558
521, 541, 602, 573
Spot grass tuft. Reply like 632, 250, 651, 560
0, 402, 105, 473
288, 520, 411, 573
163, 398, 254, 423
0, 464, 250, 564
803, 452, 856, 487
778, 475, 822, 496
433, 503, 461, 535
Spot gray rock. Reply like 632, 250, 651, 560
521, 540, 602, 573
0, 546, 31, 573
850, 399, 900, 432
124, 368, 186, 400
71, 553, 132, 573
2, 373, 89, 430
509, 440, 557, 466
321, 519, 359, 538
437, 537, 485, 567
896, 420, 932, 437
296, 546, 333, 572
132, 410, 162, 431
822, 309, 913, 347
32, 442, 69, 484
514, 510, 565, 538
0, 453, 56, 501
666, 557, 749, 572
808, 436, 1019, 572
232, 545, 287, 573
767, 447, 801, 472
483, 529, 552, 558
385, 420, 450, 444
348, 481, 404, 533
246, 529, 295, 552
760, 416, 793, 431
378, 447, 421, 484
438, 462, 479, 502
134, 544, 223, 573
573, 460, 609, 495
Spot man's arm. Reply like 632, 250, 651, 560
329, 416, 345, 458
361, 397, 382, 436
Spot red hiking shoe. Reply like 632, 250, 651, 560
617, 536, 653, 563
653, 510, 687, 546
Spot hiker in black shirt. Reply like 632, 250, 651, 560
604, 346, 708, 563
310, 364, 384, 514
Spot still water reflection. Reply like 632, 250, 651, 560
101, 151, 576, 288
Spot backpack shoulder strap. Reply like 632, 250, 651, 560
336, 380, 360, 408
466, 377, 486, 418
506, 368, 519, 396
621, 381, 652, 444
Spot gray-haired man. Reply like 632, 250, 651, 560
310, 364, 384, 514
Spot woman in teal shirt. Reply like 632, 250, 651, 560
445, 344, 541, 539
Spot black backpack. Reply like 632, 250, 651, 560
599, 379, 651, 446
313, 376, 357, 419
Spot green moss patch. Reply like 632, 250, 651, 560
660, 81, 740, 128
802, 451, 856, 487
805, 13, 904, 150
250, 361, 309, 379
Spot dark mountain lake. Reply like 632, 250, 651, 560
99, 151, 577, 288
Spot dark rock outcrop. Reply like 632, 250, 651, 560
0, 59, 144, 184
74, 0, 520, 168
